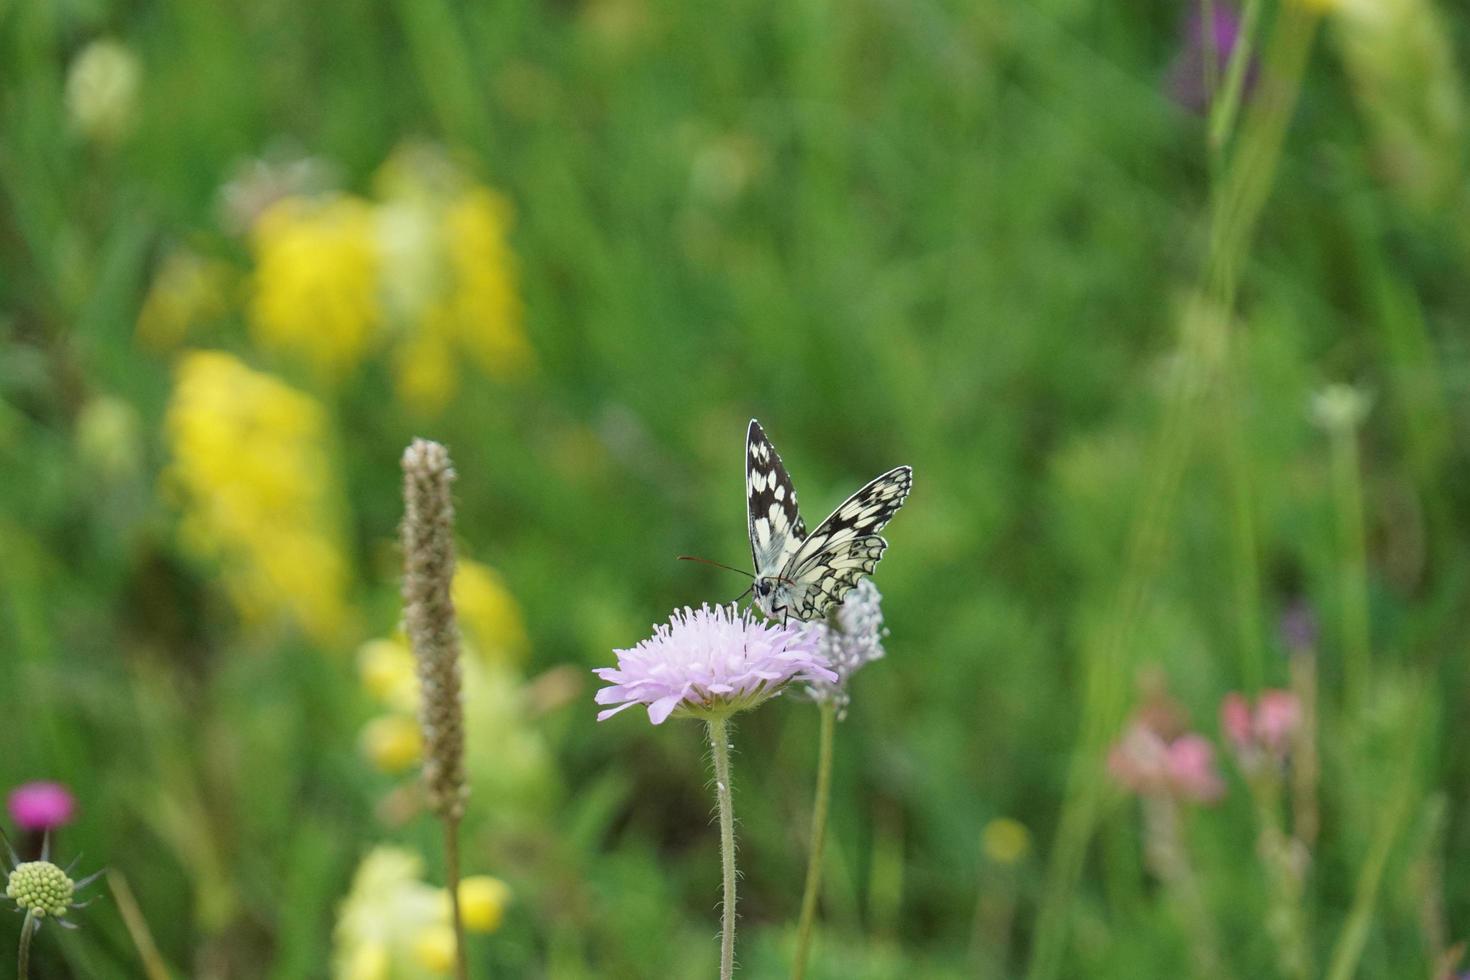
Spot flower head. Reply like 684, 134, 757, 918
8, 783, 76, 832
1279, 599, 1319, 655
1167, 1, 1256, 114
1221, 689, 1301, 771
1109, 723, 1225, 805
65, 39, 141, 144
595, 604, 834, 724
805, 579, 887, 714
2, 836, 102, 932
981, 818, 1032, 865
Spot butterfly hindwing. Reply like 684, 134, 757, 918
789, 534, 889, 621
778, 465, 912, 619
746, 419, 807, 577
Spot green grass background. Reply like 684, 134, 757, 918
3, 0, 1470, 976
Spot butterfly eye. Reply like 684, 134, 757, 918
757, 580, 772, 597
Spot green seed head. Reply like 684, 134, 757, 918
6, 861, 75, 918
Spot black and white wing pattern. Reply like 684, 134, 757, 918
746, 419, 807, 580
745, 418, 911, 622
778, 466, 912, 620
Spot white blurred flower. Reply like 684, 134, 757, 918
65, 39, 141, 144
1310, 384, 1373, 433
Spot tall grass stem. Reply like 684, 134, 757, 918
793, 701, 836, 980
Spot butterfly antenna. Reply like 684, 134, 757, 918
677, 555, 754, 579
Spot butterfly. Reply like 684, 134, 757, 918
744, 419, 912, 623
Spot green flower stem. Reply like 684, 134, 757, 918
443, 817, 469, 980
1329, 422, 1371, 709
793, 701, 836, 980
709, 717, 737, 980
18, 910, 38, 980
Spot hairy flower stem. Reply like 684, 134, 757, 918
793, 701, 836, 980
709, 717, 737, 980
18, 910, 37, 980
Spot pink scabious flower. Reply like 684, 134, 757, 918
7, 782, 76, 831
595, 604, 835, 724
1109, 723, 1225, 805
1221, 689, 1301, 767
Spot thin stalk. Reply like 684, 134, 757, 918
1219, 343, 1263, 691
1208, 0, 1263, 153
18, 910, 37, 980
1324, 766, 1416, 980
709, 717, 737, 980
444, 818, 468, 980
108, 870, 173, 980
793, 701, 837, 980
1329, 425, 1371, 709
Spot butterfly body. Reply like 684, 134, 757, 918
745, 419, 912, 622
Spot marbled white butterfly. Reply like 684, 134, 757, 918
745, 419, 911, 622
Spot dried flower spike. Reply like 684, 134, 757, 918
401, 438, 467, 821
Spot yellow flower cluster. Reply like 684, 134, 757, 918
334, 847, 510, 980
227, 141, 530, 409
376, 145, 532, 413
249, 195, 382, 379
164, 351, 350, 642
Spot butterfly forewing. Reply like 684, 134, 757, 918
746, 419, 807, 577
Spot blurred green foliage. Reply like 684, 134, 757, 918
3, 0, 1470, 977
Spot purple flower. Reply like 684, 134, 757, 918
595, 604, 834, 724
1279, 599, 1318, 655
1167, 1, 1256, 115
7, 782, 76, 831
805, 579, 887, 713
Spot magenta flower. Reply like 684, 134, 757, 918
7, 782, 76, 832
1109, 723, 1225, 805
1166, 1, 1256, 114
595, 604, 834, 724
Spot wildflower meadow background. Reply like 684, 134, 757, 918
3, 0, 1470, 977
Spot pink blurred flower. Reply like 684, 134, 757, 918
1219, 689, 1301, 768
1165, 735, 1226, 804
1109, 723, 1225, 805
7, 781, 76, 831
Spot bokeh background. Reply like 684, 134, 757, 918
3, 0, 1469, 976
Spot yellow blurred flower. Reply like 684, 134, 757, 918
440, 187, 531, 379
458, 876, 511, 934
374, 143, 532, 413
136, 248, 234, 350
411, 925, 456, 974
340, 943, 390, 980
164, 351, 350, 642
454, 560, 530, 666
981, 817, 1032, 865
250, 195, 381, 379
75, 395, 142, 481
358, 638, 419, 711
334, 847, 457, 980
360, 716, 423, 774
65, 38, 141, 144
